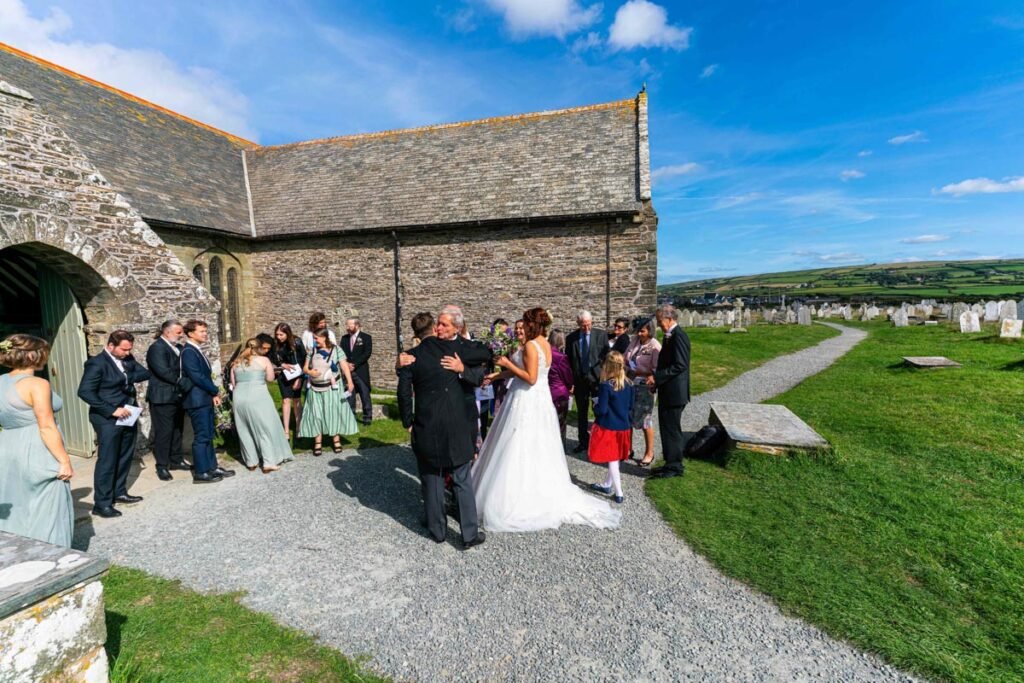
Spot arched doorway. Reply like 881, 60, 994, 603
0, 243, 115, 457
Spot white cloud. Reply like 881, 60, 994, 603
900, 234, 950, 244
840, 169, 865, 181
571, 31, 602, 52
698, 265, 736, 273
651, 162, 701, 183
608, 0, 691, 51
700, 63, 718, 79
939, 176, 1024, 196
794, 250, 864, 264
0, 0, 256, 139
713, 192, 766, 210
483, 0, 601, 38
888, 130, 928, 145
857, 149, 873, 157
892, 257, 923, 263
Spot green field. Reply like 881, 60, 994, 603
647, 322, 1024, 681
660, 259, 1024, 301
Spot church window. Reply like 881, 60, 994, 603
192, 264, 204, 285
226, 267, 241, 343
209, 256, 226, 343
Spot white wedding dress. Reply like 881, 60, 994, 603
473, 339, 622, 532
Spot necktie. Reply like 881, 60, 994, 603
581, 333, 589, 364
350, 334, 356, 352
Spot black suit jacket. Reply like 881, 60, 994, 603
610, 333, 630, 356
340, 332, 372, 383
145, 338, 189, 405
565, 327, 610, 386
78, 352, 151, 420
397, 336, 490, 469
654, 326, 691, 408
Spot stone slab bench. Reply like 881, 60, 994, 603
0, 531, 109, 682
709, 401, 829, 455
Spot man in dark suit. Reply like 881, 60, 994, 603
145, 320, 192, 481
398, 310, 490, 548
180, 319, 235, 483
650, 305, 691, 479
341, 317, 373, 426
565, 310, 610, 453
77, 330, 151, 518
610, 317, 631, 355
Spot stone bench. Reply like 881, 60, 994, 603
0, 532, 109, 682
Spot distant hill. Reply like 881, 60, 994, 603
658, 259, 1024, 301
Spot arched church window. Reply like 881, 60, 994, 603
209, 257, 226, 343
192, 264, 204, 286
226, 267, 241, 343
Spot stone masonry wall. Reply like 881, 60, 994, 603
249, 215, 657, 389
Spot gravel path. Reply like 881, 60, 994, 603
78, 323, 912, 682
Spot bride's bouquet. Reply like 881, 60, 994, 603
479, 328, 518, 359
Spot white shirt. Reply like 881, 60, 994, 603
104, 349, 125, 374
302, 328, 337, 352
161, 336, 181, 356
185, 339, 211, 367
665, 323, 678, 339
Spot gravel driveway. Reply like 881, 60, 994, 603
78, 323, 913, 682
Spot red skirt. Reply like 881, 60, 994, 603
588, 424, 631, 463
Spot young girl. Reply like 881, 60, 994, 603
588, 351, 635, 504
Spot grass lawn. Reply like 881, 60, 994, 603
647, 322, 1024, 681
104, 566, 384, 683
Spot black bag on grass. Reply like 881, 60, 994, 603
685, 425, 727, 460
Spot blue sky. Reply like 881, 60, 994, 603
3, 0, 1023, 283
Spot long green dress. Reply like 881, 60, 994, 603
298, 347, 359, 438
0, 373, 74, 547
232, 364, 294, 468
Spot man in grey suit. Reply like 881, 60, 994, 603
565, 310, 610, 453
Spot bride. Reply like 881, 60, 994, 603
473, 307, 622, 532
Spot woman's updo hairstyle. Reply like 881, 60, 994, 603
0, 334, 50, 370
522, 307, 553, 341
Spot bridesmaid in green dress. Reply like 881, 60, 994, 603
230, 338, 293, 472
299, 328, 358, 455
0, 335, 75, 547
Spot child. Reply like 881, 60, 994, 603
588, 351, 635, 504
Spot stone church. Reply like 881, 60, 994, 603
0, 42, 657, 456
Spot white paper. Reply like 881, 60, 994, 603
282, 365, 303, 381
116, 405, 142, 427
475, 385, 495, 401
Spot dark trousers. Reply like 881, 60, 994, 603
658, 403, 686, 473
90, 415, 137, 509
419, 459, 479, 544
186, 405, 217, 474
149, 402, 185, 467
347, 372, 372, 422
573, 381, 595, 445
554, 397, 569, 447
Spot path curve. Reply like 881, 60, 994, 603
80, 323, 913, 682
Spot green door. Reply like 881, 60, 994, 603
38, 266, 94, 458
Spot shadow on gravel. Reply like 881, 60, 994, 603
326, 449, 430, 537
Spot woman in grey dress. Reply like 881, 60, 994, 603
230, 338, 293, 473
0, 335, 75, 547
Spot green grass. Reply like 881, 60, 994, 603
647, 322, 1024, 681
104, 566, 385, 683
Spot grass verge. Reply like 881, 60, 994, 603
104, 565, 385, 683
647, 322, 1024, 681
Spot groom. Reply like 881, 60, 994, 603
398, 310, 491, 547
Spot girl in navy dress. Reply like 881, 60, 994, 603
588, 351, 635, 504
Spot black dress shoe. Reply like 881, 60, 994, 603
114, 494, 143, 504
463, 532, 486, 550
156, 466, 172, 481
91, 506, 122, 518
193, 471, 223, 483
168, 462, 192, 471
649, 469, 683, 479
362, 418, 373, 426
214, 467, 236, 478
573, 443, 588, 454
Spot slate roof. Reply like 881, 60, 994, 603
0, 43, 255, 235
0, 43, 649, 239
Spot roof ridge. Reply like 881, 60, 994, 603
253, 97, 637, 152
0, 41, 257, 148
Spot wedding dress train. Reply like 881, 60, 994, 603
473, 340, 622, 532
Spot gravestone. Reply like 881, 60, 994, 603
841, 306, 853, 321
1000, 319, 1022, 339
763, 309, 776, 323
785, 309, 797, 324
959, 311, 981, 333
920, 304, 933, 318
999, 300, 1018, 321
709, 401, 829, 455
809, 305, 817, 316
797, 306, 812, 325
952, 302, 970, 321
1018, 300, 1024, 321
971, 303, 984, 316
903, 356, 961, 368
985, 301, 999, 321
865, 305, 880, 321
892, 309, 909, 327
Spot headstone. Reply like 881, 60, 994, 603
952, 302, 970, 321
892, 309, 909, 327
797, 306, 812, 325
959, 311, 981, 333
1018, 300, 1024, 321
841, 306, 853, 321
785, 309, 797, 324
903, 356, 961, 368
920, 304, 933, 318
709, 401, 829, 454
999, 300, 1018, 321
809, 305, 817, 316
764, 309, 776, 323
1000, 319, 1022, 339
971, 303, 984, 316
865, 305, 879, 321
984, 301, 999, 321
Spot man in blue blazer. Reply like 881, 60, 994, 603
77, 330, 151, 517
180, 319, 235, 483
